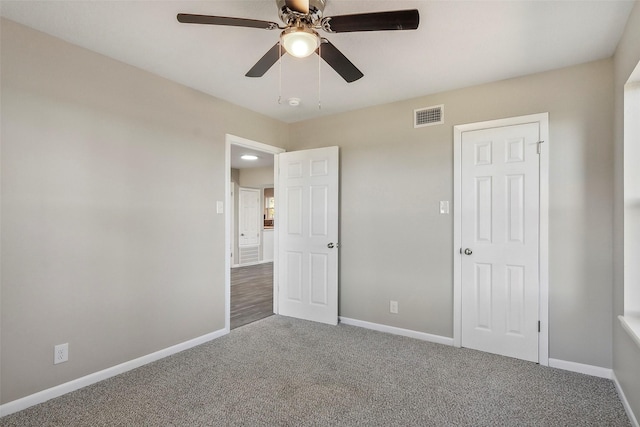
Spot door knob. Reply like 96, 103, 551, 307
464, 248, 473, 255
328, 242, 339, 249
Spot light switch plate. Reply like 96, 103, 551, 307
216, 201, 224, 214
439, 201, 449, 214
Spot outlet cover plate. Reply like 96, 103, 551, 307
390, 300, 398, 314
54, 343, 69, 364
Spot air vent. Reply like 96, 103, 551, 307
414, 104, 444, 128
239, 246, 259, 265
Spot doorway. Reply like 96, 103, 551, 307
230, 262, 274, 329
225, 135, 285, 331
453, 113, 549, 365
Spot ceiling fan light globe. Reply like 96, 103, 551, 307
281, 28, 319, 58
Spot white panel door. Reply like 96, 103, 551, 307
238, 187, 260, 247
461, 123, 540, 362
277, 146, 339, 325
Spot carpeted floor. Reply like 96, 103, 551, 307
1, 316, 631, 426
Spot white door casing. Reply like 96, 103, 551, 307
277, 146, 339, 325
453, 113, 549, 365
230, 186, 235, 266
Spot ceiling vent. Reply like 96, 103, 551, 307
414, 104, 444, 128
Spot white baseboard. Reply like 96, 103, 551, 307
232, 259, 272, 269
339, 316, 454, 346
548, 358, 613, 379
339, 318, 614, 380
613, 372, 640, 427
0, 327, 229, 418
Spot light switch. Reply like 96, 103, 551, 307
216, 201, 224, 214
439, 201, 449, 214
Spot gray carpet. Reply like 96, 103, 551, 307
1, 316, 630, 426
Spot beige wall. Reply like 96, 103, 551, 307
288, 58, 615, 368
230, 168, 240, 184
0, 19, 288, 404
613, 1, 640, 421
239, 166, 274, 188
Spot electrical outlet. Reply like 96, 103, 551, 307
54, 343, 69, 364
390, 300, 398, 314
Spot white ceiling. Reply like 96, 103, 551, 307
0, 1, 635, 124
230, 144, 274, 169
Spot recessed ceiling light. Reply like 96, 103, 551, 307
288, 97, 301, 107
241, 154, 258, 161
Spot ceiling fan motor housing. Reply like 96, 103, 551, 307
276, 0, 326, 26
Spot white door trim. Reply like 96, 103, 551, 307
453, 113, 549, 366
225, 134, 285, 332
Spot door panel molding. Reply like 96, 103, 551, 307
453, 113, 549, 366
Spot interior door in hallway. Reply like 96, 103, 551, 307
277, 146, 339, 325
238, 187, 260, 247
460, 122, 541, 362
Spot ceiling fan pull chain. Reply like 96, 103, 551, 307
278, 42, 283, 105
318, 42, 322, 110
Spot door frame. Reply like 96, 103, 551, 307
225, 134, 285, 332
452, 113, 549, 366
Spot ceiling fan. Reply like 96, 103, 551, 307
177, 0, 419, 83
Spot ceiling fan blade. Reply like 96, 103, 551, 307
322, 9, 419, 33
285, 0, 309, 14
246, 44, 285, 78
318, 40, 363, 83
177, 13, 280, 30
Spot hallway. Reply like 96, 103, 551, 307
230, 262, 273, 329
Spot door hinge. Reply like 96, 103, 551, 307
538, 321, 541, 333
536, 140, 544, 154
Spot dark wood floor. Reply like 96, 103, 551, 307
230, 262, 274, 330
